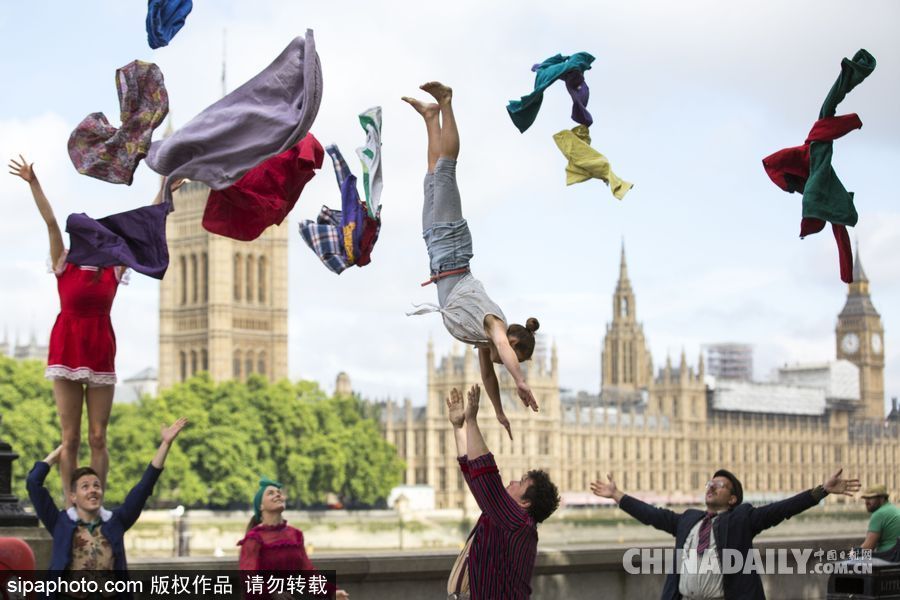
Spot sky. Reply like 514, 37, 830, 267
0, 0, 898, 409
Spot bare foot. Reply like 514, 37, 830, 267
401, 96, 440, 119
420, 81, 452, 105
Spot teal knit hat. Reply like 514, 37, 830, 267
253, 477, 283, 521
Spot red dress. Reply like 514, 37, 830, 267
45, 257, 123, 386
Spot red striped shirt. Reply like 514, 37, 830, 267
459, 453, 538, 599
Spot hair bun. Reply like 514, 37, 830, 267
525, 317, 540, 333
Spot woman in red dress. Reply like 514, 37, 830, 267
238, 478, 349, 599
9, 155, 126, 494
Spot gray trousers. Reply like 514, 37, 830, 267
423, 158, 471, 306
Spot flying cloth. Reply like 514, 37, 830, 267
506, 52, 594, 133
145, 31, 322, 204
298, 108, 383, 274
68, 60, 168, 185
762, 49, 876, 283
203, 134, 324, 241
553, 124, 632, 200
65, 201, 172, 280
146, 0, 193, 49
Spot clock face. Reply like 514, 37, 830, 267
872, 333, 883, 354
841, 333, 860, 354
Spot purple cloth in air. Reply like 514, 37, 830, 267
65, 202, 172, 279
145, 31, 323, 203
530, 62, 593, 127
561, 70, 593, 126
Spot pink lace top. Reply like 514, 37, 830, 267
237, 521, 314, 572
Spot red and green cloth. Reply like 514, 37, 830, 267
762, 49, 876, 283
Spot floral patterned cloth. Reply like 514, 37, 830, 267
68, 60, 169, 185
69, 521, 114, 571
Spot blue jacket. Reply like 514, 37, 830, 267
619, 489, 822, 600
26, 461, 162, 598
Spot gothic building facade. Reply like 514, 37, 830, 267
381, 247, 897, 509
158, 181, 288, 389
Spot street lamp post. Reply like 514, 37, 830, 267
0, 418, 38, 527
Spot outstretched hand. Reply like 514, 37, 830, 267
161, 417, 189, 445
43, 444, 63, 466
823, 468, 860, 497
446, 388, 465, 428
516, 381, 539, 412
464, 384, 480, 422
8, 155, 35, 183
590, 473, 621, 500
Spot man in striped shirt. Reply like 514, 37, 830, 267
446, 385, 560, 600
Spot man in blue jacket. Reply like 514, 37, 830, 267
27, 417, 188, 596
591, 467, 859, 600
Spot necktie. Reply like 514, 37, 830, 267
697, 512, 716, 554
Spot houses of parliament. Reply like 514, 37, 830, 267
379, 247, 897, 508
153, 178, 896, 508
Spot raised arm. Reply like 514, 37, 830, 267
478, 347, 512, 440
118, 418, 189, 530
151, 417, 188, 469
462, 385, 531, 531
9, 156, 64, 267
446, 388, 467, 457
748, 468, 859, 535
25, 445, 64, 533
592, 473, 680, 536
485, 317, 538, 412
465, 385, 489, 461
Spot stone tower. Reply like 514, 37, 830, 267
601, 243, 653, 393
836, 250, 885, 419
158, 181, 288, 389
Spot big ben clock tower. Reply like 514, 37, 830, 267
836, 251, 885, 420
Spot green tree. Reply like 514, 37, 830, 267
0, 359, 405, 509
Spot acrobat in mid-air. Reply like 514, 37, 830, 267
404, 82, 540, 439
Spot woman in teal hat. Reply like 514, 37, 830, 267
238, 477, 348, 599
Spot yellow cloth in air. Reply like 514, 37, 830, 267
552, 124, 632, 200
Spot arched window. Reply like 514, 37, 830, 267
179, 351, 187, 382
190, 350, 197, 375
245, 350, 254, 376
201, 252, 209, 303
201, 349, 208, 372
233, 350, 242, 379
257, 351, 266, 377
258, 256, 266, 304
179, 256, 187, 305
245, 255, 254, 303
233, 254, 242, 301
191, 254, 198, 303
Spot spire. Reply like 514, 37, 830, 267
853, 241, 868, 283
841, 240, 878, 318
221, 28, 228, 98
618, 239, 629, 284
